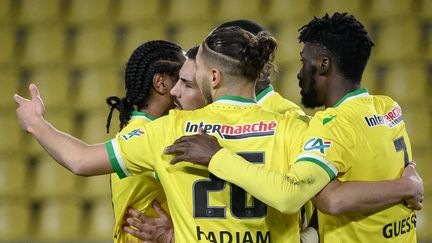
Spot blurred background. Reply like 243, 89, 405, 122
0, 0, 431, 242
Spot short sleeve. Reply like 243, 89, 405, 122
295, 113, 353, 179
105, 115, 171, 179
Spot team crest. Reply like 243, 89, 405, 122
121, 128, 145, 141
304, 138, 332, 154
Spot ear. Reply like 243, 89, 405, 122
153, 74, 169, 95
318, 56, 330, 75
210, 68, 222, 88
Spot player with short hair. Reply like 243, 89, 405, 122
166, 13, 422, 243
14, 20, 423, 243
15, 26, 310, 242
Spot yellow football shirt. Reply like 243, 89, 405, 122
295, 88, 416, 242
256, 85, 305, 115
257, 86, 313, 227
110, 111, 168, 243
106, 96, 308, 242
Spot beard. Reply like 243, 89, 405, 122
200, 77, 214, 105
300, 67, 322, 109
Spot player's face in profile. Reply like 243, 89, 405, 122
194, 46, 213, 104
297, 44, 324, 108
170, 59, 206, 111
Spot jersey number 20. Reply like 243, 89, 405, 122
193, 152, 267, 219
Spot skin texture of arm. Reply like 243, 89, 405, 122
313, 162, 423, 215
14, 84, 113, 176
165, 133, 424, 215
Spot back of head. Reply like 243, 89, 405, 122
201, 26, 277, 82
298, 12, 374, 83
215, 19, 265, 35
106, 40, 184, 132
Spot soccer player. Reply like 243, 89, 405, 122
215, 19, 305, 116
165, 13, 423, 242
16, 26, 311, 242
121, 45, 203, 241
101, 40, 186, 243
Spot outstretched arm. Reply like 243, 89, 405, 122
165, 133, 423, 215
14, 84, 113, 176
313, 162, 423, 215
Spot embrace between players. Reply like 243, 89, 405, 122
15, 13, 424, 243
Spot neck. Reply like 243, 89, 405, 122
139, 97, 169, 118
213, 79, 256, 101
325, 78, 360, 108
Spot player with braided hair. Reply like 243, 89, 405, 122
100, 40, 187, 243
105, 40, 185, 132
15, 26, 309, 242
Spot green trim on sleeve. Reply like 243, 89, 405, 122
105, 141, 127, 179
296, 157, 336, 180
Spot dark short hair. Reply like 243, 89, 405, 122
299, 12, 374, 83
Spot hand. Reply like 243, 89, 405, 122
14, 83, 46, 133
123, 201, 174, 243
401, 161, 424, 210
164, 128, 222, 166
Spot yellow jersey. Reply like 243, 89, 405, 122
257, 86, 313, 227
106, 96, 308, 242
295, 88, 416, 242
110, 111, 168, 243
256, 85, 305, 115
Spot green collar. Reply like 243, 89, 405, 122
333, 88, 369, 108
131, 111, 156, 121
214, 95, 256, 106
256, 85, 274, 103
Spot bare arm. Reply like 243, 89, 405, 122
14, 84, 113, 176
313, 163, 423, 215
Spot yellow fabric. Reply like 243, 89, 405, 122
295, 88, 417, 242
110, 113, 169, 243
256, 85, 305, 116
106, 97, 309, 242
257, 86, 315, 227
209, 148, 330, 215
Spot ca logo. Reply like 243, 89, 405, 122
304, 138, 332, 154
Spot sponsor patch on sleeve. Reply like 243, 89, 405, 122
303, 137, 332, 154
121, 128, 145, 141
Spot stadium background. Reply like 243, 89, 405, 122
0, 0, 431, 241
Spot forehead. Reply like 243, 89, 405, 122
179, 59, 195, 78
300, 43, 314, 57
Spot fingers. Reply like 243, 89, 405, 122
164, 143, 188, 155
127, 207, 151, 221
13, 94, 29, 104
29, 83, 41, 100
152, 200, 169, 219
170, 154, 189, 164
123, 224, 150, 239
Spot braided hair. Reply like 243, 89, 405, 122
106, 40, 184, 133
298, 12, 374, 83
